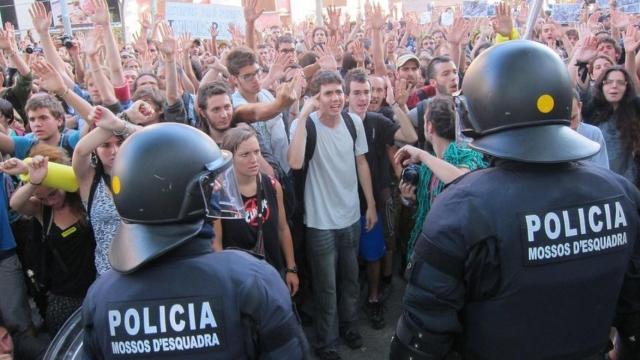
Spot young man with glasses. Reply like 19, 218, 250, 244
226, 47, 296, 173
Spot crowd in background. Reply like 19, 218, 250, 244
0, 0, 639, 358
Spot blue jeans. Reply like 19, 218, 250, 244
306, 221, 361, 351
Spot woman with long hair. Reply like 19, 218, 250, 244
583, 66, 640, 185
396, 97, 486, 261
72, 103, 146, 274
213, 126, 299, 296
7, 144, 95, 335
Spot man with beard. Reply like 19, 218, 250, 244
406, 56, 470, 148
344, 69, 417, 330
196, 81, 276, 175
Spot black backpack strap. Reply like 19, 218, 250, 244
86, 169, 103, 220
416, 100, 427, 149
59, 131, 75, 159
303, 116, 316, 170
341, 112, 358, 153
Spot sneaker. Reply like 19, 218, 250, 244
366, 300, 385, 330
315, 349, 342, 360
341, 329, 363, 349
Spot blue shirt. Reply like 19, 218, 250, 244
0, 173, 16, 251
11, 129, 80, 159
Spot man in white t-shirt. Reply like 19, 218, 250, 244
289, 71, 377, 360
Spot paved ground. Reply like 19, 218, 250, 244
301, 271, 406, 360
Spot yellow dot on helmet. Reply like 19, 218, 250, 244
537, 94, 555, 114
112, 176, 121, 195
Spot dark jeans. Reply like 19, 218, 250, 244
306, 221, 360, 351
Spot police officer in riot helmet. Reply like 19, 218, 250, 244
81, 123, 309, 359
390, 40, 640, 359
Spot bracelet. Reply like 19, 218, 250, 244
56, 87, 70, 97
113, 119, 129, 136
284, 266, 298, 274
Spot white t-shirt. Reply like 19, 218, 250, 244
290, 111, 368, 230
232, 89, 290, 172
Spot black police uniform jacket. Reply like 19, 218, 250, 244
400, 160, 640, 359
81, 236, 309, 359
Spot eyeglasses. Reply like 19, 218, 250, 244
603, 79, 627, 87
239, 69, 261, 81
280, 48, 295, 54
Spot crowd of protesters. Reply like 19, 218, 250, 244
0, 0, 638, 358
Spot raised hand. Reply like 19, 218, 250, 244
394, 78, 415, 108
132, 31, 148, 53
275, 74, 300, 107
611, 10, 630, 30
139, 11, 152, 29
91, 106, 120, 130
3, 22, 17, 52
575, 35, 599, 62
90, 0, 111, 26
31, 60, 66, 94
242, 0, 264, 24
85, 26, 104, 58
0, 158, 28, 176
269, 52, 290, 80
29, 2, 52, 35
517, 0, 529, 25
352, 40, 366, 64
494, 2, 513, 37
324, 6, 341, 33
27, 155, 49, 186
447, 16, 470, 45
384, 76, 395, 106
0, 29, 13, 51
179, 32, 192, 54
624, 24, 640, 53
125, 100, 155, 125
158, 22, 177, 57
315, 46, 338, 71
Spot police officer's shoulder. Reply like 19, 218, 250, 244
214, 249, 281, 278
574, 161, 640, 202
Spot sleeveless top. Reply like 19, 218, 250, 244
220, 173, 284, 271
42, 206, 96, 297
86, 177, 121, 275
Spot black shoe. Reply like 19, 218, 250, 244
315, 349, 342, 360
366, 300, 385, 330
341, 329, 363, 349
379, 279, 392, 302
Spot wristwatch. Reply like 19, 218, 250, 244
285, 266, 298, 274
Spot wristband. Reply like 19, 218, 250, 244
285, 266, 298, 274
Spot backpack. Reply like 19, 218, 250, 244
291, 112, 358, 217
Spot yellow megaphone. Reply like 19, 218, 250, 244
18, 157, 79, 192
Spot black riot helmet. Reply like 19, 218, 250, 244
461, 40, 599, 163
109, 123, 238, 273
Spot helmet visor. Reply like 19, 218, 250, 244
199, 165, 245, 219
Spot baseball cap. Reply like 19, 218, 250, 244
396, 54, 420, 69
